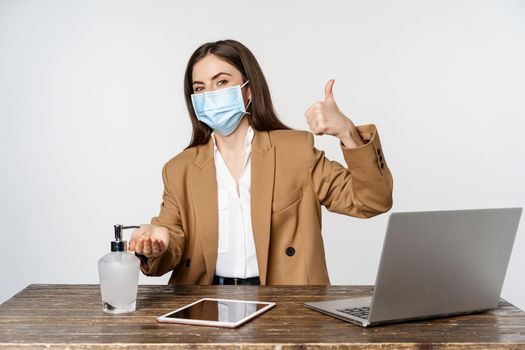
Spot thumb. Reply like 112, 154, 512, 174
324, 79, 335, 102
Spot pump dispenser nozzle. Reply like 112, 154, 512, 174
111, 224, 140, 252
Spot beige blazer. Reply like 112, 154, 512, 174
139, 124, 393, 285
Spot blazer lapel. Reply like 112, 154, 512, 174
251, 130, 275, 285
189, 138, 218, 282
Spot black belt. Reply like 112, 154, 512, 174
213, 275, 260, 285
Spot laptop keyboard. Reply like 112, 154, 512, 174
337, 306, 370, 319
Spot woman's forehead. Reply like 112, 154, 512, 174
192, 54, 241, 82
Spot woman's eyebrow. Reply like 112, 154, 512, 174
192, 72, 232, 85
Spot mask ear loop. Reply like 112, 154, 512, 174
244, 99, 252, 114
241, 80, 251, 114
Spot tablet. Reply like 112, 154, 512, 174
157, 298, 275, 328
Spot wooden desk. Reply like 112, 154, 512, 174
1, 284, 524, 349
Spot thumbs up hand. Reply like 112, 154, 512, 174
305, 79, 364, 148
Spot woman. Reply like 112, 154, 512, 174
129, 39, 393, 285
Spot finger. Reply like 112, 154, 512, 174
311, 119, 325, 136
143, 238, 152, 256
128, 239, 136, 252
129, 228, 147, 250
135, 239, 144, 254
306, 112, 313, 125
306, 117, 315, 131
306, 120, 313, 130
324, 79, 335, 102
314, 128, 324, 135
157, 240, 166, 253
314, 126, 325, 136
305, 102, 322, 123
129, 232, 143, 251
311, 126, 323, 135
305, 105, 315, 121
310, 119, 320, 134
151, 240, 160, 256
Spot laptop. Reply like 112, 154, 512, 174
305, 207, 522, 327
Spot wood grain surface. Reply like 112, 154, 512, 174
1, 284, 524, 349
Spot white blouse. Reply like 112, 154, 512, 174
212, 126, 259, 278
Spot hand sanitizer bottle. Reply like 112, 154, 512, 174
98, 224, 140, 314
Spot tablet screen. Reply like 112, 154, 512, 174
157, 298, 276, 328
163, 299, 269, 323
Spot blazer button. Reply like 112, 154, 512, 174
380, 162, 384, 169
286, 247, 295, 256
377, 148, 381, 155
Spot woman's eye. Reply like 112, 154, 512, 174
217, 80, 228, 86
194, 86, 204, 92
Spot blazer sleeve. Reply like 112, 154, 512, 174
139, 163, 186, 276
307, 123, 393, 218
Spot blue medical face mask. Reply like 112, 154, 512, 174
191, 80, 251, 136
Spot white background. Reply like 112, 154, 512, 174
1, 0, 524, 309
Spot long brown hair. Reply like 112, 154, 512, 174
184, 39, 291, 149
